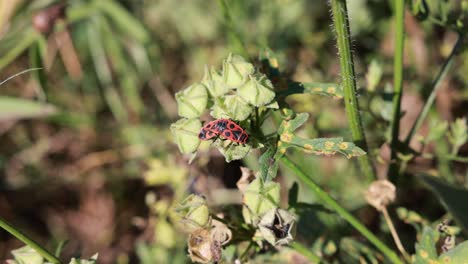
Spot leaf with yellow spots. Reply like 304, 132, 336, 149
438, 241, 468, 264
278, 112, 309, 134
414, 226, 439, 264
277, 137, 365, 159
280, 82, 343, 99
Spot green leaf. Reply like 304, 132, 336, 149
0, 28, 40, 70
340, 237, 381, 264
238, 74, 275, 107
281, 112, 309, 133
438, 240, 468, 263
0, 97, 57, 121
175, 83, 208, 118
448, 118, 467, 152
280, 136, 365, 159
413, 226, 439, 264
223, 94, 253, 121
94, 1, 150, 43
258, 148, 278, 181
427, 118, 448, 142
419, 174, 468, 234
170, 118, 202, 154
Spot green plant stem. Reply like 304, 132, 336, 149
329, 0, 375, 182
216, 0, 249, 58
290, 241, 321, 263
404, 35, 463, 145
0, 217, 61, 263
388, 0, 405, 181
280, 156, 403, 264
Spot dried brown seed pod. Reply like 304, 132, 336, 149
365, 179, 396, 211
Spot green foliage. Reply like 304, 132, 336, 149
419, 175, 468, 233
438, 240, 468, 263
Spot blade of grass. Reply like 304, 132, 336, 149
0, 217, 61, 263
0, 28, 39, 70
388, 0, 405, 181
280, 156, 403, 264
216, 0, 249, 58
93, 0, 149, 43
404, 35, 463, 145
87, 18, 128, 123
290, 241, 321, 264
329, 0, 375, 182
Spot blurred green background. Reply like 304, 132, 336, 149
0, 0, 467, 263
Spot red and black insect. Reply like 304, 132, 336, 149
198, 119, 249, 144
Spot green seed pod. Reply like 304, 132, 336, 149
224, 94, 253, 121
214, 140, 251, 162
238, 74, 276, 107
242, 178, 280, 225
175, 83, 208, 118
223, 53, 254, 88
170, 118, 202, 154
69, 254, 98, 264
210, 98, 231, 120
176, 194, 211, 231
11, 246, 44, 264
258, 208, 296, 246
202, 65, 230, 97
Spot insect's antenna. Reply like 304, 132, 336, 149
0, 68, 43, 86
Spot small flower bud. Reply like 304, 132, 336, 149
365, 180, 396, 211
238, 75, 275, 107
242, 178, 280, 224
258, 208, 296, 246
222, 53, 254, 88
175, 194, 211, 231
10, 246, 43, 264
175, 83, 208, 118
170, 118, 202, 154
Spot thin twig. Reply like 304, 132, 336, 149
0, 68, 42, 86
381, 207, 411, 262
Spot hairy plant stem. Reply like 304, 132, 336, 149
0, 217, 61, 263
216, 0, 249, 58
404, 35, 463, 145
290, 241, 321, 263
329, 0, 375, 182
388, 0, 405, 181
281, 156, 403, 264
